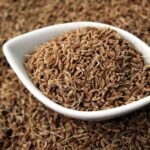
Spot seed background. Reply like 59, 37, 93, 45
0, 0, 150, 149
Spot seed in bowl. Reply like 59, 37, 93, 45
24, 27, 150, 111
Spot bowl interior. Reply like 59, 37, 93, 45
5, 22, 150, 65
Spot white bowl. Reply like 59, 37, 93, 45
3, 22, 150, 121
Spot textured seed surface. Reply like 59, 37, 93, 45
0, 0, 150, 149
25, 27, 150, 111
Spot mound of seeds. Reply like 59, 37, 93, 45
25, 27, 150, 111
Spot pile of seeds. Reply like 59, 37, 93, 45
0, 0, 150, 149
25, 27, 150, 111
